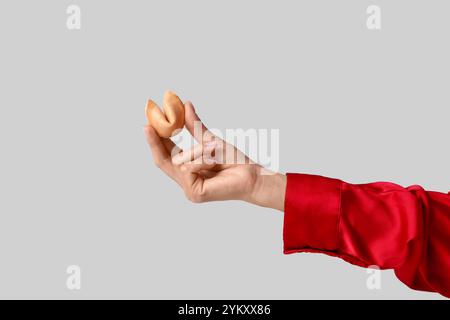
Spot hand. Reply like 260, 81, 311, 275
144, 101, 286, 211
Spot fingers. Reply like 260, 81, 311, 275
171, 143, 204, 166
144, 125, 176, 177
163, 139, 182, 159
145, 123, 217, 176
181, 156, 217, 174
172, 141, 217, 166
180, 154, 217, 204
145, 101, 228, 204
177, 142, 218, 175
184, 101, 216, 143
184, 101, 250, 167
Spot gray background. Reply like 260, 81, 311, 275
0, 0, 448, 299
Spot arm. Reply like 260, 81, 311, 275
144, 99, 450, 298
283, 173, 450, 298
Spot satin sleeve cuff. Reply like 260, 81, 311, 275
283, 173, 343, 253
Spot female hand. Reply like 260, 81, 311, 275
144, 101, 286, 211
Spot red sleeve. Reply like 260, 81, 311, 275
283, 173, 450, 298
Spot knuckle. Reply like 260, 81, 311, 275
153, 157, 168, 169
153, 158, 162, 168
185, 188, 206, 203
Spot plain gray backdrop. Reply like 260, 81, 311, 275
0, 0, 448, 299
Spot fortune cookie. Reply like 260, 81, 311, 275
145, 91, 185, 138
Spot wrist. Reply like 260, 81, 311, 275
248, 170, 287, 212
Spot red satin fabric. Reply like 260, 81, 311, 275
284, 173, 450, 298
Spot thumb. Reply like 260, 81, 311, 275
184, 101, 216, 143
